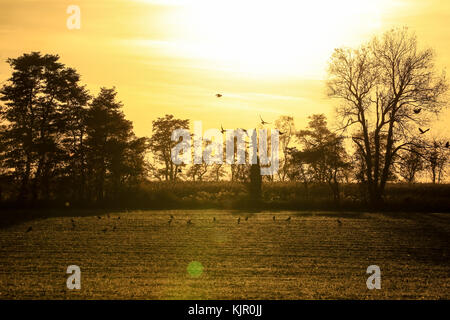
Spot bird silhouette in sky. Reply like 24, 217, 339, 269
260, 115, 271, 125
220, 125, 225, 134
413, 108, 422, 114
238, 128, 249, 136
419, 128, 430, 134
216, 93, 222, 98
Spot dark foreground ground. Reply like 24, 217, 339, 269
0, 210, 448, 299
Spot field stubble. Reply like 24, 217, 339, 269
0, 210, 448, 299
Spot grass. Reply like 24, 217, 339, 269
2, 182, 450, 212
0, 209, 449, 299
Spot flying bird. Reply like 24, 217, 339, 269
260, 115, 271, 125
216, 93, 222, 98
419, 128, 430, 134
220, 125, 225, 134
25, 226, 32, 233
413, 108, 422, 114
238, 128, 249, 135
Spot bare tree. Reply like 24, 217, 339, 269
424, 138, 448, 183
327, 28, 447, 205
396, 145, 425, 183
274, 115, 295, 181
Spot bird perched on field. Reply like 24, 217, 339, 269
101, 228, 107, 233
273, 216, 276, 222
117, 216, 120, 220
286, 216, 291, 222
25, 226, 32, 233
245, 216, 249, 221
177, 168, 182, 173
279, 131, 285, 136
113, 226, 117, 232
216, 93, 222, 98
337, 219, 342, 226
97, 216, 101, 220
168, 219, 172, 226
260, 115, 271, 125
446, 141, 449, 148
187, 219, 192, 225
413, 108, 422, 114
419, 128, 430, 134
213, 217, 216, 222
237, 217, 241, 224
170, 214, 174, 219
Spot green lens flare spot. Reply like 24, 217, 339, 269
187, 261, 204, 278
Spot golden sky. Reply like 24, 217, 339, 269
1, 0, 449, 137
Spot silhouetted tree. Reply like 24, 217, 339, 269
84, 87, 148, 202
424, 139, 448, 184
396, 145, 425, 183
296, 114, 350, 201
328, 28, 447, 205
274, 115, 295, 181
0, 52, 89, 202
149, 114, 189, 181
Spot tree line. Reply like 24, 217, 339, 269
0, 52, 148, 205
0, 28, 449, 208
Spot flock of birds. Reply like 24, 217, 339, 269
216, 93, 286, 135
216, 95, 448, 146
24, 214, 344, 233
167, 214, 343, 226
168, 214, 293, 225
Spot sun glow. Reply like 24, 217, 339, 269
158, 0, 389, 77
